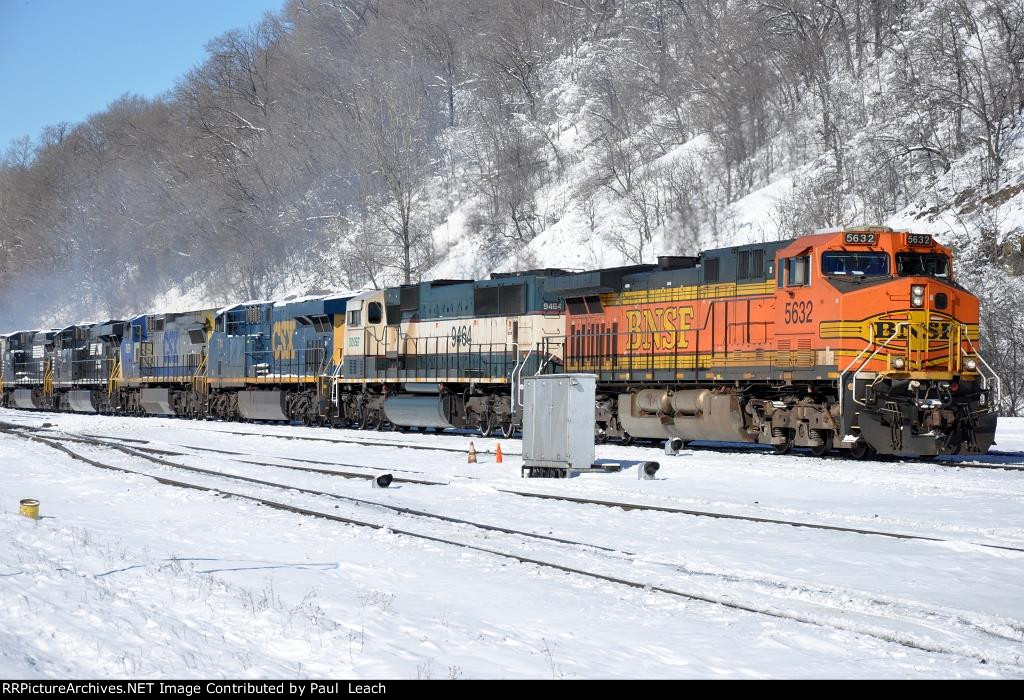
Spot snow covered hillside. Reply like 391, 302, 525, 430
5, 1, 1024, 321
1, 409, 1022, 679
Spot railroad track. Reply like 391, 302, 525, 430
0, 422, 446, 485
81, 435, 448, 487
107, 422, 1024, 471
2, 422, 1022, 669
5, 411, 1023, 470
92, 428, 1024, 552
183, 425, 522, 456
2, 424, 617, 553
498, 487, 1024, 554
29, 422, 1024, 553
626, 439, 1024, 471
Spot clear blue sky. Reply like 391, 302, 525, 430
0, 0, 283, 148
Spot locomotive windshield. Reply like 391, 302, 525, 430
821, 251, 889, 276
896, 253, 950, 278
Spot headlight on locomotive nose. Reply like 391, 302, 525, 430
964, 357, 978, 371
911, 284, 925, 308
891, 357, 906, 370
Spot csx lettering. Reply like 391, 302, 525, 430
624, 306, 695, 351
272, 320, 296, 360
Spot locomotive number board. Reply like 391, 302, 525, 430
843, 232, 877, 244
906, 233, 933, 246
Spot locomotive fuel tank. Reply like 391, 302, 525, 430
12, 389, 40, 410
67, 390, 96, 413
618, 389, 753, 443
140, 388, 174, 415
382, 394, 465, 429
237, 390, 290, 421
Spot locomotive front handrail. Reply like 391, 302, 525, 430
839, 322, 910, 413
191, 352, 208, 397
837, 324, 877, 420
959, 323, 1002, 410
850, 323, 909, 407
511, 346, 534, 415
108, 355, 122, 396
508, 343, 520, 413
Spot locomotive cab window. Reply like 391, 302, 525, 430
367, 302, 383, 324
822, 251, 889, 276
348, 310, 361, 327
784, 255, 811, 286
896, 253, 950, 279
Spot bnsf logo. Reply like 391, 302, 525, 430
873, 321, 952, 340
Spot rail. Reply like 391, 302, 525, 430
358, 328, 550, 384
122, 353, 203, 384
243, 347, 325, 384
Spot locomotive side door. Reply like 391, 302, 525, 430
344, 291, 389, 379
774, 248, 819, 375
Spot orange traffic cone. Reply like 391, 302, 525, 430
495, 443, 503, 464
467, 441, 478, 464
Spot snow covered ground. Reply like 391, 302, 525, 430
1, 408, 1022, 679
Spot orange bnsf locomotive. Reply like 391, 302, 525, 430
551, 226, 998, 457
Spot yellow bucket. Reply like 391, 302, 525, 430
19, 499, 39, 520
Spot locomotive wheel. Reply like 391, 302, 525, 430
810, 431, 833, 457
357, 407, 371, 430
479, 414, 496, 437
499, 422, 515, 439
772, 431, 793, 455
848, 440, 872, 460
